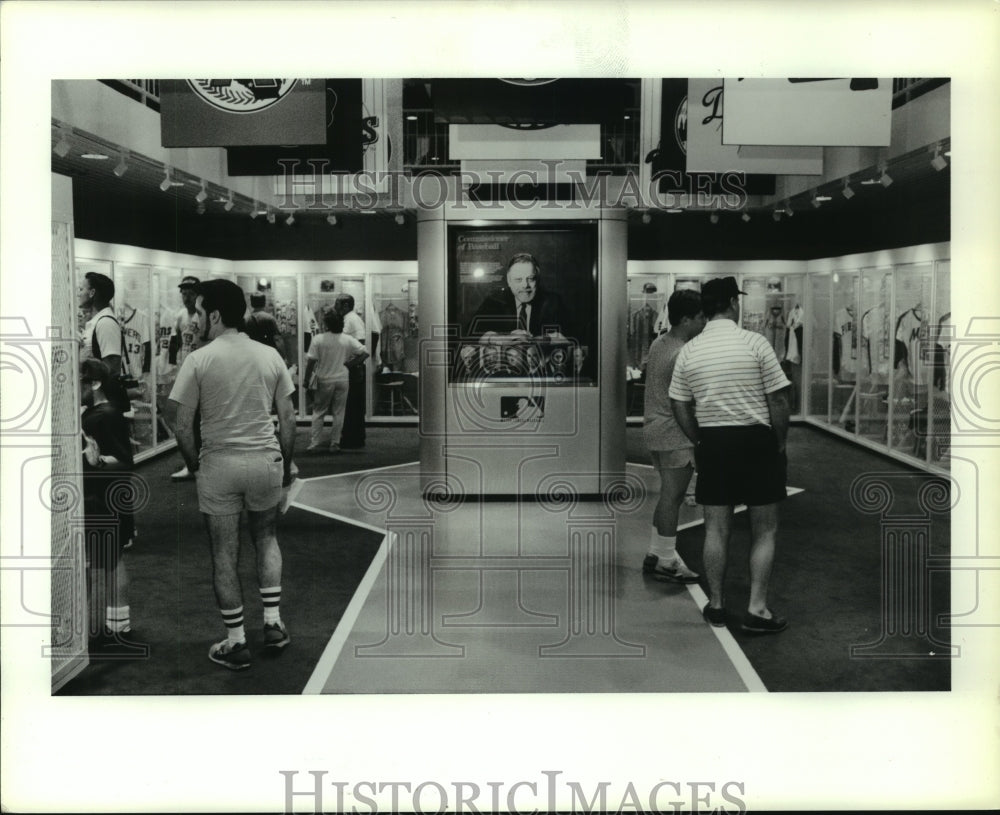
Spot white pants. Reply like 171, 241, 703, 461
311, 377, 350, 447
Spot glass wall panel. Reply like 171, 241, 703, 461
807, 274, 831, 421
372, 275, 419, 416
740, 274, 805, 414
889, 262, 934, 456
830, 271, 861, 434
855, 267, 892, 444
625, 275, 670, 417
926, 261, 951, 466
152, 267, 185, 444
114, 264, 155, 455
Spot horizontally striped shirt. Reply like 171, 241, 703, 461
669, 318, 790, 427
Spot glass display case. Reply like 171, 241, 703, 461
114, 264, 155, 455
301, 275, 365, 416
625, 275, 669, 417
236, 273, 301, 408
372, 275, 419, 417
807, 274, 831, 422
740, 274, 805, 414
888, 262, 934, 457
806, 259, 949, 472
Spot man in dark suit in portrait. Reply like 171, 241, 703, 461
467, 253, 574, 340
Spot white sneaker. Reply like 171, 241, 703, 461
170, 466, 193, 481
643, 553, 700, 584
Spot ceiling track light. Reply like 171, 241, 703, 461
931, 143, 948, 172
223, 193, 235, 212
286, 212, 296, 226
113, 152, 129, 178
879, 164, 893, 187
772, 210, 782, 222
267, 209, 276, 225
709, 212, 719, 224
195, 181, 208, 204
159, 168, 173, 192
250, 208, 259, 220
196, 202, 206, 216
842, 180, 855, 199
394, 213, 406, 226
741, 212, 751, 223
53, 125, 71, 158
641, 210, 652, 224
326, 213, 338, 226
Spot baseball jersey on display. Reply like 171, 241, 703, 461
119, 307, 150, 379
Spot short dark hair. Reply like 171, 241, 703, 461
506, 253, 540, 276
85, 272, 115, 304
249, 293, 266, 308
667, 289, 702, 327
198, 279, 247, 329
335, 293, 355, 313
80, 358, 112, 388
323, 310, 344, 333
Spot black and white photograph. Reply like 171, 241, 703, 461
1, 1, 999, 813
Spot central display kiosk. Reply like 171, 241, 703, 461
419, 205, 628, 496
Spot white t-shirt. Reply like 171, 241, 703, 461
81, 307, 123, 364
307, 331, 364, 382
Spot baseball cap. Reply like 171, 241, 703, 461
179, 275, 201, 290
701, 276, 747, 303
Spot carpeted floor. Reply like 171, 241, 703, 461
59, 423, 950, 694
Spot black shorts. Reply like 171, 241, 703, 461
695, 425, 787, 507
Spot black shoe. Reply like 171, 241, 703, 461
741, 610, 788, 634
702, 604, 727, 627
89, 629, 150, 659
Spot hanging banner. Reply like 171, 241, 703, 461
650, 79, 775, 196
686, 79, 823, 175
449, 125, 601, 160
226, 79, 364, 175
722, 78, 892, 147
160, 79, 327, 147
432, 78, 635, 125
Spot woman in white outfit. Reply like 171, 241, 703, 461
303, 310, 368, 452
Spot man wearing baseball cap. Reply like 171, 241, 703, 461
169, 276, 201, 480
669, 276, 792, 634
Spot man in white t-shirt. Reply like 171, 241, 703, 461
168, 279, 296, 671
79, 272, 123, 377
670, 276, 791, 635
303, 310, 368, 452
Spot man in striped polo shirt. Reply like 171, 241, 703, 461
669, 276, 791, 634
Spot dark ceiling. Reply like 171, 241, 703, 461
52, 81, 950, 262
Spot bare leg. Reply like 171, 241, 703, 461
653, 462, 693, 537
702, 504, 734, 608
246, 505, 282, 589
747, 503, 779, 617
202, 513, 243, 611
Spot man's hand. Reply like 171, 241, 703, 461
81, 432, 101, 467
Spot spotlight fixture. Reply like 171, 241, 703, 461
267, 209, 276, 225
811, 196, 822, 209
394, 213, 405, 226
931, 143, 948, 172
741, 212, 751, 223
879, 165, 893, 187
326, 214, 338, 226
53, 126, 71, 158
81, 152, 109, 160
113, 152, 129, 178
159, 169, 173, 192
709, 212, 719, 224
641, 211, 652, 224
195, 181, 209, 204
285, 212, 296, 226
196, 202, 206, 216
772, 210, 782, 222
842, 180, 855, 199
666, 208, 683, 214
223, 193, 234, 212
250, 208, 259, 220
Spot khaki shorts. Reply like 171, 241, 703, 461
650, 447, 696, 470
197, 450, 283, 516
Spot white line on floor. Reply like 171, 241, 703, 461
302, 532, 392, 695
686, 583, 769, 693
287, 502, 389, 535
299, 460, 419, 483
